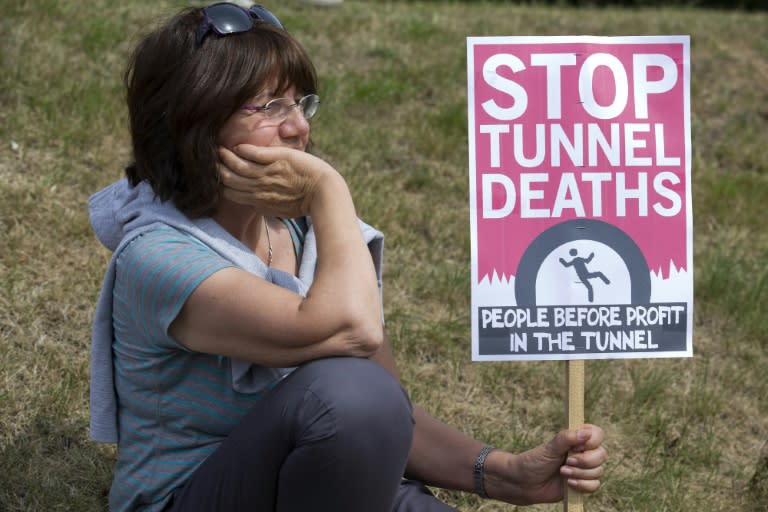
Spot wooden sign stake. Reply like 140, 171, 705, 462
564, 359, 585, 512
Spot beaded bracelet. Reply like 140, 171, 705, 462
473, 445, 496, 498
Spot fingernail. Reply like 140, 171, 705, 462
567, 457, 578, 465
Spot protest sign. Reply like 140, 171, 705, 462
467, 36, 692, 361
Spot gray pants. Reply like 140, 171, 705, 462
166, 357, 458, 511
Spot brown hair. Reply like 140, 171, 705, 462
125, 8, 318, 217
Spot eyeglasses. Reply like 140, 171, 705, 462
242, 94, 320, 121
196, 3, 285, 46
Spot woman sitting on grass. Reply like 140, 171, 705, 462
88, 3, 607, 511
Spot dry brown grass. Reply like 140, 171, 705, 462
1, 1, 766, 511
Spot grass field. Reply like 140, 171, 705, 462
1, 0, 767, 510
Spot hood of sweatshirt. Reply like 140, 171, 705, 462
88, 178, 272, 274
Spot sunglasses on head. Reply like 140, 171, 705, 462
196, 3, 285, 46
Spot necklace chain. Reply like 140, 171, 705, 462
263, 217, 273, 267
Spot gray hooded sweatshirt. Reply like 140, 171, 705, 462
88, 178, 384, 443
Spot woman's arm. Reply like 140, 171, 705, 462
371, 334, 606, 505
170, 145, 383, 367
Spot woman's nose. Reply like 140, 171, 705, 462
279, 107, 310, 136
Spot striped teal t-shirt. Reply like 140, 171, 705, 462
110, 225, 288, 511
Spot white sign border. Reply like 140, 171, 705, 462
466, 35, 693, 362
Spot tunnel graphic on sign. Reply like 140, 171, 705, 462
515, 219, 650, 307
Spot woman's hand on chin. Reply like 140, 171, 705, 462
217, 144, 342, 218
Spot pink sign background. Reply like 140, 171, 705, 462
472, 41, 688, 282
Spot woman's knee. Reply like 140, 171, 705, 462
298, 357, 414, 447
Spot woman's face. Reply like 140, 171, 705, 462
218, 86, 310, 152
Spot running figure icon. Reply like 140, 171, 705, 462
559, 248, 611, 303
